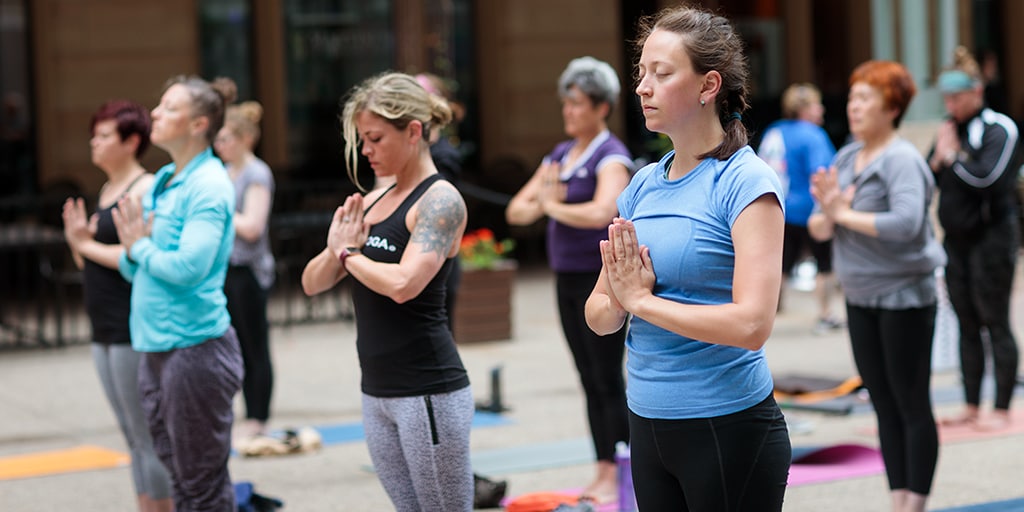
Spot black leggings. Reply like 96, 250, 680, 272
225, 265, 274, 422
847, 302, 938, 495
628, 395, 791, 511
556, 271, 629, 463
945, 219, 1020, 410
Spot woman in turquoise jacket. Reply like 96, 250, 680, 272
113, 75, 243, 512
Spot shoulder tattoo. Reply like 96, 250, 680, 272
411, 184, 466, 257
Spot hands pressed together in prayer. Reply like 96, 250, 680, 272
110, 195, 152, 257
810, 166, 855, 223
600, 218, 656, 313
930, 120, 961, 170
536, 161, 567, 213
61, 198, 96, 249
327, 193, 370, 260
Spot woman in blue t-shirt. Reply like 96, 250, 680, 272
585, 6, 791, 510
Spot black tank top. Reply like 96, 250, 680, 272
352, 174, 469, 397
82, 177, 144, 345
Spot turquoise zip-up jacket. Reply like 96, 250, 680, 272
119, 148, 236, 352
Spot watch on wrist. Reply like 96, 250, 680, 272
339, 246, 361, 268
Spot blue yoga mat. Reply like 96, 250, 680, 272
317, 410, 511, 446
932, 497, 1024, 511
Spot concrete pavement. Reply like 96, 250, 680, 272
1, 263, 1023, 511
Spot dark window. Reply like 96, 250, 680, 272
284, 0, 394, 182
0, 0, 36, 211
199, 0, 255, 101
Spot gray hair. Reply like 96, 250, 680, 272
558, 56, 621, 112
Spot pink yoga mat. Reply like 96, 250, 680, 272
788, 443, 885, 486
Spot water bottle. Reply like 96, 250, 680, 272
615, 441, 637, 511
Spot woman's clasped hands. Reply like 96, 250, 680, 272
327, 193, 369, 260
810, 166, 854, 222
599, 218, 655, 313
110, 195, 152, 255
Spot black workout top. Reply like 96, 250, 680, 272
83, 178, 145, 345
352, 174, 469, 397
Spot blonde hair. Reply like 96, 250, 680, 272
949, 45, 982, 80
224, 101, 263, 147
780, 83, 821, 119
340, 72, 453, 189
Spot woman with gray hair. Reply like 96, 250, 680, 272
507, 55, 633, 505
302, 72, 472, 511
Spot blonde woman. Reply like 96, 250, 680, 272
302, 72, 472, 511
214, 101, 276, 440
929, 47, 1020, 430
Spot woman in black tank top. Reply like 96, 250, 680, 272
301, 73, 474, 511
62, 100, 172, 512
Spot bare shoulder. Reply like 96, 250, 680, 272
410, 179, 466, 253
130, 173, 157, 198
416, 180, 466, 225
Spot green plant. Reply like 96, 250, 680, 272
459, 228, 515, 270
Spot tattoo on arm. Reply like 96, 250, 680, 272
411, 185, 466, 258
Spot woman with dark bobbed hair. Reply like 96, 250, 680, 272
63, 100, 173, 512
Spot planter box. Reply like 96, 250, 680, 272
453, 262, 515, 343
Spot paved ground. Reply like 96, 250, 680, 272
1, 263, 1023, 511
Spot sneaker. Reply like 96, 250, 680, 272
813, 316, 846, 334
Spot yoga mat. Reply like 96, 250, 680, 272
0, 445, 129, 481
932, 497, 1024, 511
471, 437, 594, 475
317, 410, 511, 446
788, 443, 885, 486
502, 489, 621, 511
859, 408, 1024, 443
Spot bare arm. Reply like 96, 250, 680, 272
542, 162, 630, 229
64, 175, 154, 270
345, 182, 467, 303
233, 183, 272, 242
505, 161, 550, 226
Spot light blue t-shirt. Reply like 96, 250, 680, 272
119, 148, 236, 352
617, 146, 783, 419
757, 119, 836, 226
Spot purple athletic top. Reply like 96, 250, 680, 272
545, 130, 633, 272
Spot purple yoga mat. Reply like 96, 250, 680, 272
788, 443, 885, 486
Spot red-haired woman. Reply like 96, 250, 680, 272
62, 100, 173, 512
809, 61, 947, 512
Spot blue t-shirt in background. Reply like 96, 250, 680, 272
616, 146, 783, 419
757, 119, 836, 226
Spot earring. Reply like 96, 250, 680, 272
700, 99, 706, 106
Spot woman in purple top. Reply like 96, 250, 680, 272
506, 56, 633, 504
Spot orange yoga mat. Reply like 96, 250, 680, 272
0, 445, 129, 480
